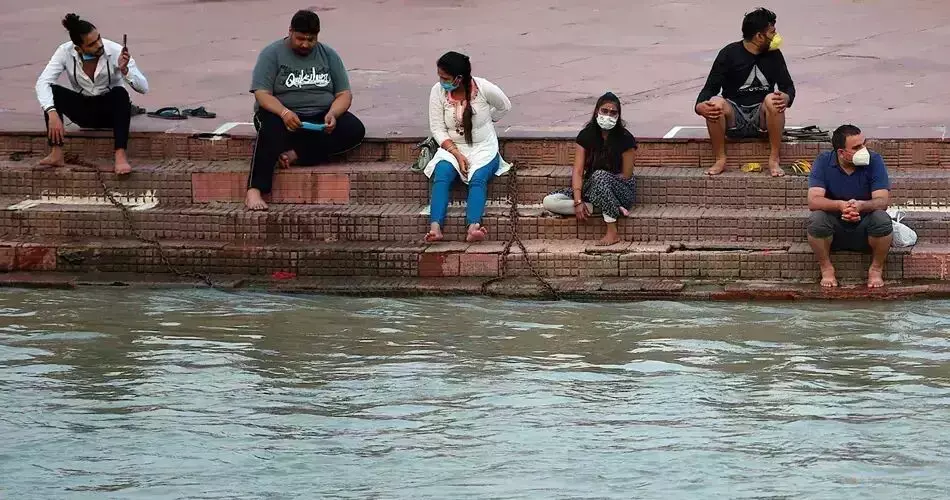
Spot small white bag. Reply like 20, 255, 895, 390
887, 208, 918, 248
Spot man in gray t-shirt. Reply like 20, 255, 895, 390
245, 9, 366, 211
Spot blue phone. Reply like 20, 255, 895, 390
300, 122, 326, 131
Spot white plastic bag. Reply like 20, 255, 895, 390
887, 207, 918, 248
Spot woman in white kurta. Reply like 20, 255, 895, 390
424, 51, 512, 243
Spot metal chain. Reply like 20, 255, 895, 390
65, 154, 215, 287
36, 154, 553, 295
481, 165, 560, 300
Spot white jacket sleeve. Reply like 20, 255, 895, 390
123, 55, 149, 94
428, 84, 451, 146
479, 78, 511, 122
36, 46, 66, 111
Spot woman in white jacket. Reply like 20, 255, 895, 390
424, 51, 511, 243
35, 13, 148, 174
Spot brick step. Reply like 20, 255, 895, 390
4, 199, 950, 243
5, 159, 950, 208
2, 236, 945, 282
3, 130, 949, 169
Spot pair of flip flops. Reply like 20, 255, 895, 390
784, 125, 829, 141
147, 106, 217, 120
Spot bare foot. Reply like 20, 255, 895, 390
769, 157, 785, 177
820, 265, 838, 288
596, 234, 621, 246
619, 206, 631, 217
465, 224, 488, 243
424, 223, 444, 243
114, 161, 132, 175
868, 266, 885, 288
38, 148, 65, 169
706, 157, 727, 176
278, 150, 298, 169
245, 188, 268, 211
114, 149, 132, 175
597, 225, 621, 246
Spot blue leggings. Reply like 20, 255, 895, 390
430, 154, 500, 226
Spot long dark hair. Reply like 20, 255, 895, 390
63, 13, 96, 46
584, 92, 627, 171
437, 51, 474, 144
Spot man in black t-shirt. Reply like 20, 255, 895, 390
694, 8, 795, 177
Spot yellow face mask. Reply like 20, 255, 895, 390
768, 33, 783, 51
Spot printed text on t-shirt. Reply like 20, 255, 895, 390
284, 67, 331, 89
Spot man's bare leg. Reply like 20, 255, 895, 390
245, 188, 268, 211
114, 149, 132, 175
762, 97, 785, 177
705, 97, 734, 176
867, 233, 893, 288
808, 235, 837, 287
39, 146, 65, 168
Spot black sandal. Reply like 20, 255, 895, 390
784, 125, 829, 141
147, 107, 187, 120
182, 106, 217, 119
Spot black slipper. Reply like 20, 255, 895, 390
784, 125, 829, 141
130, 103, 146, 116
147, 107, 187, 120
182, 106, 217, 119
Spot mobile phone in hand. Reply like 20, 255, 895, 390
122, 34, 127, 48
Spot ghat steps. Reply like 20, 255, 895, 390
2, 130, 950, 295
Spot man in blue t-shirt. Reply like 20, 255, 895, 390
245, 10, 366, 210
807, 124, 893, 288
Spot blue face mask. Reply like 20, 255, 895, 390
81, 52, 98, 61
440, 80, 458, 92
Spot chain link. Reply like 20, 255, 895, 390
481, 165, 560, 300
64, 153, 215, 287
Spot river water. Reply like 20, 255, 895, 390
1, 288, 949, 499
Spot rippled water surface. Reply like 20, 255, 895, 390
2, 289, 950, 499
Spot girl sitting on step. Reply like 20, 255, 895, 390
542, 92, 637, 246
423, 51, 512, 243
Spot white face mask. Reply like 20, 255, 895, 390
596, 114, 617, 130
851, 147, 871, 167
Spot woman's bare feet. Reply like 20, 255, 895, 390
820, 264, 838, 287
465, 224, 488, 243
596, 224, 621, 246
245, 188, 268, 211
424, 223, 444, 243
868, 265, 885, 288
278, 150, 298, 169
619, 206, 631, 217
768, 156, 785, 177
706, 157, 727, 176
38, 147, 65, 169
114, 149, 132, 175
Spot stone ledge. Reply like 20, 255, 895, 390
2, 272, 949, 301
4, 132, 950, 168
0, 236, 933, 281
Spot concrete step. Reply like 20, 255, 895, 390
5, 200, 950, 243
1, 236, 943, 282
5, 159, 950, 209
3, 130, 950, 169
